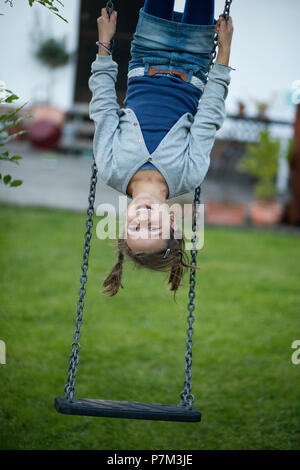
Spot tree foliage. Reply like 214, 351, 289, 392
2, 0, 67, 22
0, 87, 31, 187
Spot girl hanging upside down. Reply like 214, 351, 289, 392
88, 0, 234, 296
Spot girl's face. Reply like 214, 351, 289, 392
125, 192, 176, 253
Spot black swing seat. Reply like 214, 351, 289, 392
54, 397, 201, 422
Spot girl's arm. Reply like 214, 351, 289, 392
88, 8, 119, 170
187, 16, 234, 182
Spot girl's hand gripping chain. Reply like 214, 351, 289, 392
214, 15, 234, 66
97, 7, 118, 56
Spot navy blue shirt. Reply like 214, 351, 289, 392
123, 75, 202, 171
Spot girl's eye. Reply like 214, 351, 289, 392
128, 224, 159, 232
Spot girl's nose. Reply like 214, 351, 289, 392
136, 207, 151, 219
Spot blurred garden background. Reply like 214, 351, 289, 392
0, 0, 300, 450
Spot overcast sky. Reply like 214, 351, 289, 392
1, 0, 299, 122
174, 0, 300, 121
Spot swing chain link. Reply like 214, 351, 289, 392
180, 0, 232, 409
105, 0, 115, 52
64, 160, 98, 401
106, 0, 114, 17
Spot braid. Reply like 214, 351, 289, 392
102, 248, 124, 296
168, 263, 183, 292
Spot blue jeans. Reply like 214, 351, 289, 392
144, 0, 215, 25
128, 6, 216, 87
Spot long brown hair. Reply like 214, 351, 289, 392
102, 227, 198, 298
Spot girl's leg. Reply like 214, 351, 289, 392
143, 0, 175, 20
182, 0, 215, 25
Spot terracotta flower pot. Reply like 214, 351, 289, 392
28, 120, 62, 149
205, 201, 247, 226
29, 105, 66, 127
250, 199, 283, 227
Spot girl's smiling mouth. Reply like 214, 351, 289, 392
136, 204, 152, 210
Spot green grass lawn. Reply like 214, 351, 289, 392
0, 203, 300, 450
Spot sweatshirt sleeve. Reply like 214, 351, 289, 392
88, 54, 120, 170
187, 62, 232, 183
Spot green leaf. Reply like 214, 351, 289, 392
10, 179, 23, 187
0, 155, 10, 161
0, 115, 27, 134
54, 12, 68, 23
3, 174, 12, 185
0, 129, 27, 146
0, 101, 29, 122
5, 94, 19, 103
10, 155, 22, 164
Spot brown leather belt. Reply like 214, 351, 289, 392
148, 66, 189, 83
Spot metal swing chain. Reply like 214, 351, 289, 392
64, 1, 114, 402
180, 186, 201, 408
106, 0, 114, 16
64, 160, 98, 401
180, 0, 233, 409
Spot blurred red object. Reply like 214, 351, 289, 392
27, 120, 62, 149
29, 105, 66, 128
205, 200, 247, 226
26, 105, 66, 149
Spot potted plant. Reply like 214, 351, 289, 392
238, 130, 284, 227
253, 93, 277, 120
26, 19, 71, 148
33, 35, 71, 105
205, 190, 247, 227
29, 9, 73, 104
255, 101, 270, 120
